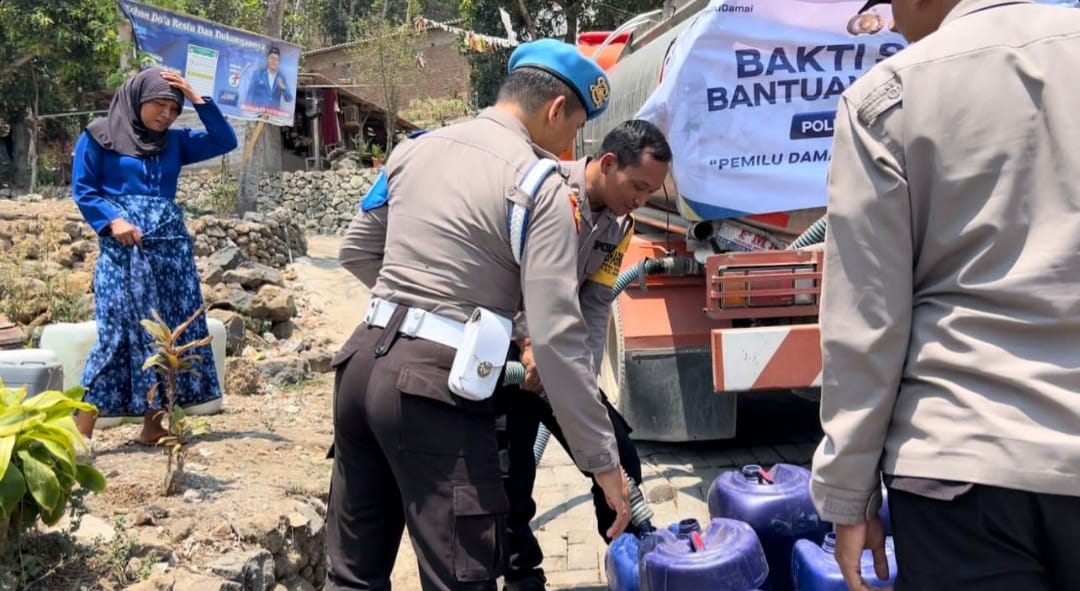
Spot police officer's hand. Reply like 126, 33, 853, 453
520, 343, 543, 392
834, 517, 890, 591
594, 466, 631, 539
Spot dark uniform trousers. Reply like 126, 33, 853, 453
324, 313, 509, 591
888, 483, 1080, 591
500, 381, 643, 583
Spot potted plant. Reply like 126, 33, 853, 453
368, 143, 385, 169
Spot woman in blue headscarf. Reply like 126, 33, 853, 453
71, 68, 238, 445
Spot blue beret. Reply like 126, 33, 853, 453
507, 38, 611, 121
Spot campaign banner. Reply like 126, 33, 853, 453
119, 0, 301, 126
636, 0, 905, 220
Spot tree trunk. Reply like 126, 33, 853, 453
11, 119, 30, 189
346, 0, 359, 40
514, 0, 537, 39
27, 76, 40, 193
290, 0, 302, 38
564, 6, 579, 45
27, 112, 37, 193
119, 19, 135, 74
385, 110, 395, 152
264, 0, 286, 60
237, 0, 287, 214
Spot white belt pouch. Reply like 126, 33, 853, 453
447, 307, 512, 401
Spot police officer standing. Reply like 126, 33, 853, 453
328, 39, 631, 591
813, 1, 1080, 590
503, 120, 672, 591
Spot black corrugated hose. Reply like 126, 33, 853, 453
503, 255, 701, 534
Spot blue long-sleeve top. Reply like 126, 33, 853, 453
72, 98, 239, 234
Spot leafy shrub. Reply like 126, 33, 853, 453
0, 382, 106, 554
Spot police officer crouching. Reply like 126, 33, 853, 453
502, 120, 672, 591
328, 39, 632, 591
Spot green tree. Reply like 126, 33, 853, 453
459, 0, 662, 108
317, 0, 460, 45
458, 0, 514, 108
321, 0, 370, 44
349, 12, 424, 150
0, 0, 125, 187
283, 0, 331, 47
148, 0, 265, 32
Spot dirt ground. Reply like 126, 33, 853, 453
0, 196, 432, 589
4, 233, 366, 590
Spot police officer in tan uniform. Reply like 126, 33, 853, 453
327, 39, 631, 591
813, 1, 1080, 590
502, 120, 672, 591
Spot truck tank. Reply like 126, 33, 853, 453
578, 0, 825, 241
578, 7, 693, 227
583, 0, 830, 441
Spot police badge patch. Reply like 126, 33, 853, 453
568, 191, 583, 234
589, 76, 611, 111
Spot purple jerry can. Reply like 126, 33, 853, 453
605, 518, 769, 591
708, 464, 830, 591
792, 532, 898, 591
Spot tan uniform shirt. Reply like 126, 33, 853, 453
339, 108, 620, 473
514, 157, 635, 371
811, 0, 1080, 524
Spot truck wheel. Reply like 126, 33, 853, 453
598, 300, 626, 407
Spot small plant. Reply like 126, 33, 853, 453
141, 306, 213, 496
0, 380, 107, 556
0, 485, 98, 589
102, 516, 153, 587
39, 270, 92, 326
206, 156, 238, 214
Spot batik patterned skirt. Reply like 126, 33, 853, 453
81, 194, 221, 418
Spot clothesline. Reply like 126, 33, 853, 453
414, 16, 520, 52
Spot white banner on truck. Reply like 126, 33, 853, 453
636, 0, 906, 220
637, 0, 1077, 221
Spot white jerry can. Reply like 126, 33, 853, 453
39, 319, 227, 425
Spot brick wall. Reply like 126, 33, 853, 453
411, 30, 469, 103
303, 29, 469, 107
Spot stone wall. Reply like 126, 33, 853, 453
256, 168, 378, 236
0, 186, 70, 200
0, 203, 307, 335
0, 197, 306, 272
3, 164, 380, 239
177, 165, 379, 236
189, 210, 308, 270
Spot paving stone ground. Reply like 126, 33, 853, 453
389, 394, 823, 590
